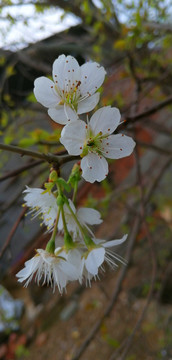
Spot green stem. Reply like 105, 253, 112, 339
60, 205, 68, 235
65, 200, 94, 247
46, 207, 61, 253
72, 181, 78, 205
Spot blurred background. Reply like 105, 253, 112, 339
0, 1, 172, 359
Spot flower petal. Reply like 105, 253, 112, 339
60, 120, 86, 155
101, 134, 136, 159
48, 106, 68, 124
85, 248, 105, 275
34, 77, 60, 108
90, 106, 121, 135
52, 54, 66, 90
81, 153, 108, 183
77, 207, 102, 225
80, 62, 106, 96
103, 234, 128, 248
77, 93, 100, 114
64, 103, 79, 122
63, 55, 81, 91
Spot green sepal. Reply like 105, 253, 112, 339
68, 163, 81, 187
46, 238, 55, 254
64, 232, 74, 250
56, 178, 71, 192
84, 235, 95, 248
44, 182, 54, 193
56, 194, 65, 206
49, 170, 58, 182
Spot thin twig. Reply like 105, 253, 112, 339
136, 140, 172, 156
0, 160, 43, 183
122, 94, 172, 126
0, 208, 26, 259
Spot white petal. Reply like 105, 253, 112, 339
101, 134, 136, 159
80, 62, 106, 96
77, 207, 102, 225
77, 93, 100, 114
52, 55, 66, 90
81, 153, 108, 183
90, 106, 121, 135
64, 103, 79, 122
34, 77, 60, 108
67, 249, 84, 280
60, 120, 86, 155
85, 248, 105, 275
102, 234, 128, 248
48, 106, 68, 124
23, 187, 58, 229
63, 55, 81, 91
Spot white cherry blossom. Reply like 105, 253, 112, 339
34, 54, 106, 125
23, 186, 58, 231
58, 199, 102, 238
55, 247, 84, 284
60, 106, 136, 183
16, 249, 79, 293
84, 234, 128, 277
24, 187, 102, 235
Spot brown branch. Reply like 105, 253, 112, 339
0, 143, 76, 165
0, 208, 26, 259
136, 140, 172, 156
0, 160, 43, 183
144, 155, 172, 205
122, 94, 172, 126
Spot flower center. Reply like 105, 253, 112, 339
81, 129, 105, 157
55, 81, 81, 110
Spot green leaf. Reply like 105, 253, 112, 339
19, 138, 36, 147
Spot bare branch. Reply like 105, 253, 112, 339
0, 208, 26, 260
0, 143, 76, 165
0, 160, 43, 183
123, 94, 172, 126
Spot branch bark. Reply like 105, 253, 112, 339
0, 143, 76, 165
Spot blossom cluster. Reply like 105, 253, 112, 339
17, 187, 127, 293
16, 54, 135, 293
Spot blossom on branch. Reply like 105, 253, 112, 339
34, 54, 106, 124
84, 235, 127, 278
23, 186, 58, 231
24, 187, 102, 235
16, 249, 79, 293
60, 106, 136, 183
